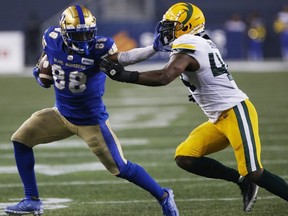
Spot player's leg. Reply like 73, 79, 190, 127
227, 100, 288, 202
253, 170, 288, 201
214, 100, 262, 211
174, 106, 259, 212
5, 108, 73, 215
175, 121, 241, 184
78, 120, 178, 216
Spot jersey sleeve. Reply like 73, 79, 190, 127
95, 36, 118, 56
42, 26, 62, 54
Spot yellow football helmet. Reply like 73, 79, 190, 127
59, 5, 97, 54
158, 2, 205, 45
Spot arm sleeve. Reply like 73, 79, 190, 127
117, 45, 157, 66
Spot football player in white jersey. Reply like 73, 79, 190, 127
100, 2, 288, 212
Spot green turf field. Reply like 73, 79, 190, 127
0, 71, 287, 215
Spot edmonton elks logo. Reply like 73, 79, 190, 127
180, 3, 193, 26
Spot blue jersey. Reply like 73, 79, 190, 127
42, 26, 117, 125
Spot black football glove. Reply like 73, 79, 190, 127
99, 58, 139, 83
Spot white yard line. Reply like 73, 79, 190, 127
0, 158, 288, 176
0, 198, 72, 216
82, 195, 277, 205
0, 176, 288, 188
0, 138, 149, 150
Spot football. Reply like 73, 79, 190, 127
38, 54, 53, 88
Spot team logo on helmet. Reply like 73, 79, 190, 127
59, 5, 97, 55
180, 3, 193, 26
157, 2, 205, 48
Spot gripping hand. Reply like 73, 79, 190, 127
153, 33, 163, 51
33, 67, 47, 88
153, 22, 164, 51
152, 22, 171, 52
99, 58, 139, 83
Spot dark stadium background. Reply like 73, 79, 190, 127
0, 0, 287, 64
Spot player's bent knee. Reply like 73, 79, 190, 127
116, 161, 138, 182
175, 155, 198, 172
11, 131, 36, 148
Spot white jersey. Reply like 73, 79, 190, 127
171, 34, 248, 123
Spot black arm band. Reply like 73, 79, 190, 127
128, 71, 139, 83
121, 70, 139, 83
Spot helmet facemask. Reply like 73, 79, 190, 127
62, 25, 97, 55
157, 20, 184, 46
60, 5, 97, 55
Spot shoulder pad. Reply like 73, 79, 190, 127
44, 26, 61, 40
42, 26, 63, 53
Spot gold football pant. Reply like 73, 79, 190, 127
175, 99, 263, 176
11, 107, 126, 175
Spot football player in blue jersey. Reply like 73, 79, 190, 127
100, 2, 288, 213
4, 5, 178, 216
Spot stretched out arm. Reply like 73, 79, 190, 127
107, 45, 157, 66
135, 54, 196, 86
106, 32, 163, 66
100, 53, 199, 86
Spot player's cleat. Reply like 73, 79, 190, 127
159, 188, 179, 216
238, 176, 259, 212
4, 198, 44, 216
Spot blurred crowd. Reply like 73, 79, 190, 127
224, 5, 288, 61
24, 5, 288, 65
274, 5, 288, 60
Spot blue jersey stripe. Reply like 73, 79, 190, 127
75, 5, 85, 24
